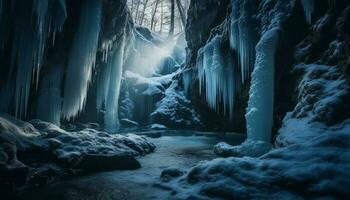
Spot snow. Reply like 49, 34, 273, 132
214, 140, 272, 158
0, 113, 155, 170
164, 121, 350, 199
245, 28, 280, 143
62, 0, 102, 120
197, 35, 237, 119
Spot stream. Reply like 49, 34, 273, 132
17, 131, 245, 200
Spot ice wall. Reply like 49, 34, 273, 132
62, 0, 102, 120
197, 36, 237, 118
245, 29, 280, 142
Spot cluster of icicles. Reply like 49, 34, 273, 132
0, 0, 67, 119
0, 0, 128, 130
197, 0, 258, 120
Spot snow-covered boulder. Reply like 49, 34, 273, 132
0, 114, 155, 189
150, 81, 202, 129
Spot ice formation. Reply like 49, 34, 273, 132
182, 69, 192, 96
0, 0, 67, 119
301, 0, 315, 24
104, 36, 126, 131
245, 28, 280, 142
197, 35, 236, 118
36, 66, 63, 126
229, 0, 258, 84
62, 0, 102, 120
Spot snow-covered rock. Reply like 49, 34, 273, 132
0, 114, 155, 189
164, 121, 350, 199
150, 124, 167, 130
151, 80, 202, 129
276, 64, 350, 146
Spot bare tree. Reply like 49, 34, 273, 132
150, 0, 160, 30
168, 0, 175, 37
176, 0, 186, 28
134, 0, 141, 23
160, 0, 164, 33
139, 0, 149, 25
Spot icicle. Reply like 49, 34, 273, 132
229, 0, 258, 84
301, 0, 315, 24
10, 0, 52, 118
36, 65, 63, 125
1, 0, 66, 118
62, 0, 102, 120
51, 0, 67, 44
197, 35, 236, 119
245, 28, 280, 142
182, 69, 192, 96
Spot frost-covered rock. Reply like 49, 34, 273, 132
214, 141, 272, 158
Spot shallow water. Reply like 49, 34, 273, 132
17, 131, 244, 200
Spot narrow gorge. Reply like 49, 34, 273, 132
1, 0, 350, 199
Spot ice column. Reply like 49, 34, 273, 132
96, 35, 127, 131
245, 28, 280, 142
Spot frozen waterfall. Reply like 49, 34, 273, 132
9, 0, 67, 118
197, 35, 237, 118
62, 0, 102, 120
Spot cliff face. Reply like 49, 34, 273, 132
185, 0, 350, 135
